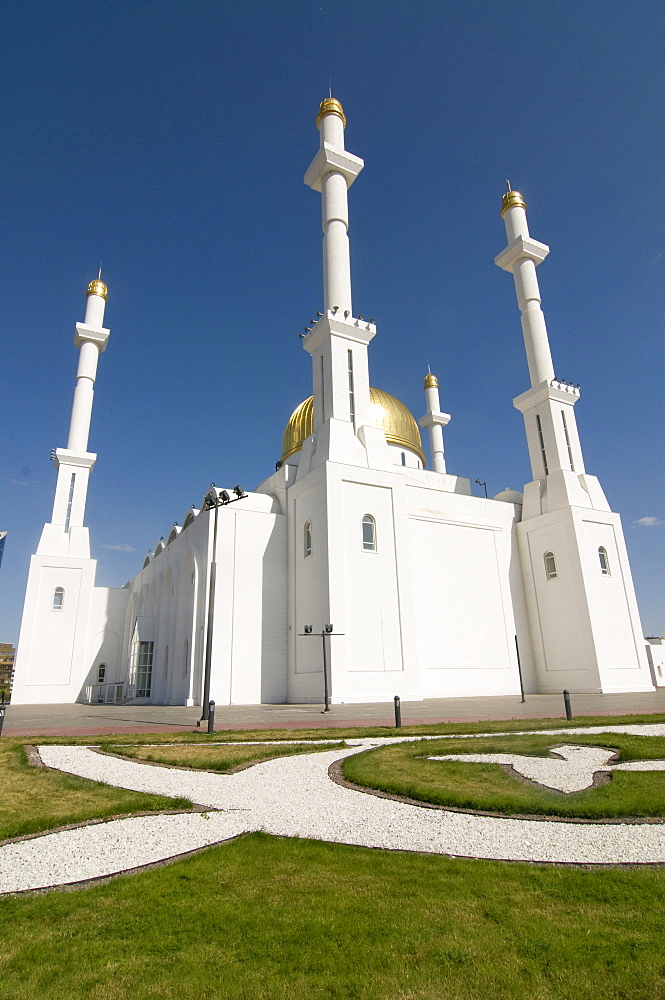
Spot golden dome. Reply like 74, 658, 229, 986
424, 372, 439, 389
281, 388, 425, 465
316, 97, 347, 128
86, 278, 108, 300
501, 189, 527, 216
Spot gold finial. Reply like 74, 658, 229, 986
424, 372, 439, 389
501, 189, 527, 216
86, 278, 108, 300
316, 97, 346, 128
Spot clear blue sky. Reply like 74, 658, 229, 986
2, 0, 663, 641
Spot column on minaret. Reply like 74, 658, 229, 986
39, 278, 110, 557
495, 191, 606, 515
301, 98, 391, 471
418, 372, 450, 473
497, 190, 554, 388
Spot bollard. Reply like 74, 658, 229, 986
207, 700, 215, 734
394, 695, 402, 728
563, 689, 573, 721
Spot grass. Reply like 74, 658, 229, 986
19, 710, 665, 747
342, 733, 665, 819
116, 741, 346, 771
2, 715, 665, 997
0, 739, 193, 842
1, 832, 665, 999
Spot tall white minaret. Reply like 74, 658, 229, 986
38, 277, 110, 557
418, 371, 450, 474
495, 191, 598, 516
495, 190, 652, 694
299, 98, 391, 472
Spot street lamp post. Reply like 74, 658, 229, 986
198, 484, 247, 725
299, 624, 343, 713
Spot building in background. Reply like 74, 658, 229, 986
0, 644, 15, 701
11, 98, 654, 706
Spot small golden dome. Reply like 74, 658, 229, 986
281, 388, 425, 465
316, 97, 347, 129
501, 190, 527, 217
86, 278, 108, 300
424, 373, 439, 389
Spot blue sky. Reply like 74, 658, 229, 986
2, 0, 663, 641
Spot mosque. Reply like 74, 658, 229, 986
11, 97, 654, 707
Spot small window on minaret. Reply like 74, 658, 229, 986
52, 587, 65, 611
401, 452, 406, 466
598, 547, 610, 576
362, 515, 376, 551
544, 552, 557, 580
304, 520, 312, 557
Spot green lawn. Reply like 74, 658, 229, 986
1, 832, 664, 1000
342, 732, 665, 818
115, 741, 345, 771
2, 716, 665, 997
0, 739, 193, 842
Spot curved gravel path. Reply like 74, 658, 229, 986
2, 725, 665, 893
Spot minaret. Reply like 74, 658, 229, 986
496, 191, 652, 694
495, 191, 597, 516
418, 371, 450, 474
299, 97, 390, 472
38, 277, 110, 557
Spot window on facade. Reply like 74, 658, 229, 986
52, 587, 64, 611
362, 515, 376, 551
401, 452, 406, 466
64, 473, 76, 533
598, 547, 610, 576
183, 637, 189, 677
544, 551, 557, 580
304, 520, 312, 557
97, 663, 106, 684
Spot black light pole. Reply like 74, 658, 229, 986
198, 484, 247, 725
299, 624, 342, 713
475, 479, 488, 498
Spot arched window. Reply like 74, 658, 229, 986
52, 587, 64, 611
304, 520, 312, 557
544, 552, 557, 580
362, 515, 376, 552
598, 547, 610, 576
401, 452, 406, 466
97, 663, 106, 684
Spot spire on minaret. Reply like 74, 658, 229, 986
296, 98, 389, 472
495, 189, 553, 387
37, 277, 110, 557
418, 371, 451, 474
495, 191, 603, 516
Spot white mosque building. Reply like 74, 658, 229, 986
11, 97, 654, 707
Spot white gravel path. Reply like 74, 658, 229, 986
2, 724, 665, 894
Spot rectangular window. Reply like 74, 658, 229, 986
536, 415, 549, 476
561, 411, 575, 471
320, 355, 325, 419
348, 349, 355, 426
64, 473, 76, 533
